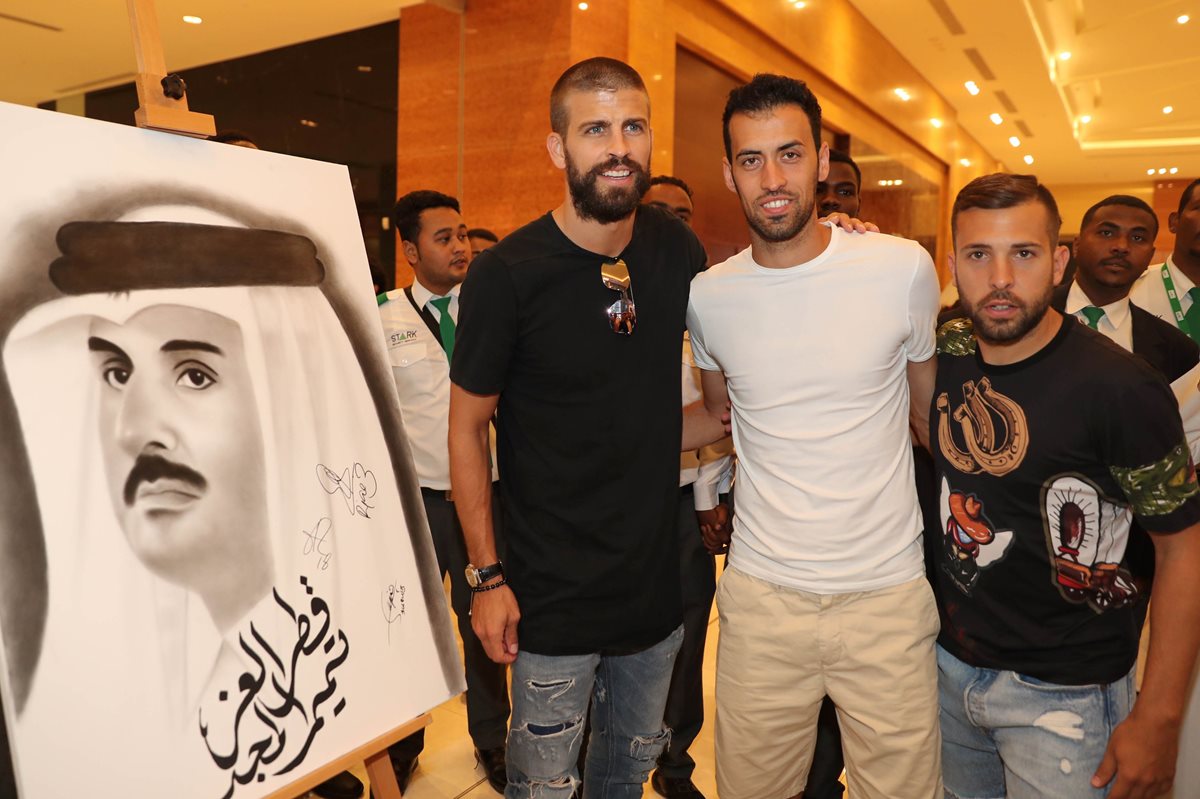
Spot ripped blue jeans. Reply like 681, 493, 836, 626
505, 624, 683, 799
937, 644, 1135, 798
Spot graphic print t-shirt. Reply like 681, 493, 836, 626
931, 318, 1200, 684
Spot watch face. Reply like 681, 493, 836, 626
465, 566, 480, 588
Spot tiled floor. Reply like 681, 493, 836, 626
319, 572, 725, 799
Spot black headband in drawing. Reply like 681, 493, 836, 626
49, 221, 326, 294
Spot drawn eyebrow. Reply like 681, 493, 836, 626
161, 339, 224, 356
87, 336, 128, 358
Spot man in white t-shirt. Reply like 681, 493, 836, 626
686, 73, 941, 799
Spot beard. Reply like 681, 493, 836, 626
959, 284, 1054, 345
565, 151, 650, 224
738, 187, 817, 244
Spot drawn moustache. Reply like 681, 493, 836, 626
123, 453, 207, 506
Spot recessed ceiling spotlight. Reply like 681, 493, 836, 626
1179, 14, 1190, 23
792, 0, 808, 7
964, 81, 981, 96
1159, 168, 1168, 174
960, 158, 972, 167
894, 88, 911, 101
1163, 105, 1175, 114
1080, 114, 1092, 124
895, 179, 903, 186
300, 119, 318, 128
1058, 51, 1072, 61
577, 1, 588, 9
182, 15, 202, 24
1009, 136, 1021, 147
1023, 155, 1034, 165
1148, 168, 1157, 175
1171, 167, 1180, 174
357, 65, 373, 73
930, 118, 943, 128
989, 113, 1003, 125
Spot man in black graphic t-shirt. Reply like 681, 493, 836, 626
932, 173, 1200, 799
447, 58, 723, 798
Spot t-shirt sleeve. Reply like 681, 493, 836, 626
1101, 367, 1200, 534
905, 245, 940, 361
686, 283, 719, 372
449, 251, 518, 395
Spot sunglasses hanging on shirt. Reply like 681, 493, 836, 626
601, 258, 636, 335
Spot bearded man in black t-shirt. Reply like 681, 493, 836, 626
446, 58, 726, 799
932, 172, 1200, 799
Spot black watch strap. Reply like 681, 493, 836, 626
466, 561, 504, 588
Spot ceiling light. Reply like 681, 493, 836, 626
960, 158, 972, 167
894, 88, 911, 101
1058, 51, 1072, 61
1179, 14, 1190, 23
1159, 168, 1168, 174
1023, 155, 1034, 165
182, 14, 202, 24
964, 81, 980, 96
989, 113, 1003, 125
792, 0, 808, 7
577, 1, 588, 8
357, 65, 373, 73
895, 179, 903, 186
1147, 168, 1157, 175
300, 119, 318, 128
1009, 136, 1021, 147
930, 118, 943, 128
1171, 167, 1180, 174
1163, 105, 1174, 114
1080, 114, 1092, 124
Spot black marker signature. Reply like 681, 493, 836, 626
316, 462, 377, 519
381, 582, 405, 643
301, 517, 333, 570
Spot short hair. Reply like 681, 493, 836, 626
467, 228, 498, 244
391, 190, 461, 244
1079, 195, 1159, 238
723, 74, 822, 160
951, 173, 1062, 247
210, 129, 257, 147
1179, 178, 1200, 217
550, 58, 648, 137
648, 175, 694, 199
827, 150, 861, 187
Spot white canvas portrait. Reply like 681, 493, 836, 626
0, 101, 462, 798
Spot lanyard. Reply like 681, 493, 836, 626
1160, 262, 1193, 339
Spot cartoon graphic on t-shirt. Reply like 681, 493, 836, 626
939, 477, 1014, 592
936, 377, 1029, 477
1041, 474, 1137, 612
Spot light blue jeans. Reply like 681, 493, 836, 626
504, 624, 684, 799
937, 644, 1135, 799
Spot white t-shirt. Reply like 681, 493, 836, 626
686, 226, 940, 593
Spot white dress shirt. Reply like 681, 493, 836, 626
379, 279, 497, 489
1129, 256, 1196, 328
1065, 281, 1133, 352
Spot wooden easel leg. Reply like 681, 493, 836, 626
365, 749, 403, 799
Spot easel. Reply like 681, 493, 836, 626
121, 1, 432, 796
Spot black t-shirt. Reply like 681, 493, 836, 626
930, 317, 1200, 684
451, 206, 706, 655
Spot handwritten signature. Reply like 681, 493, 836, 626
301, 517, 333, 570
381, 583, 406, 643
316, 462, 377, 519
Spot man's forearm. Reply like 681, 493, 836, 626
449, 416, 500, 566
682, 400, 726, 452
1139, 528, 1200, 723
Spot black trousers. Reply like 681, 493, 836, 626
390, 485, 510, 761
655, 485, 717, 779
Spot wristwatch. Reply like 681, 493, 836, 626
465, 561, 505, 589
